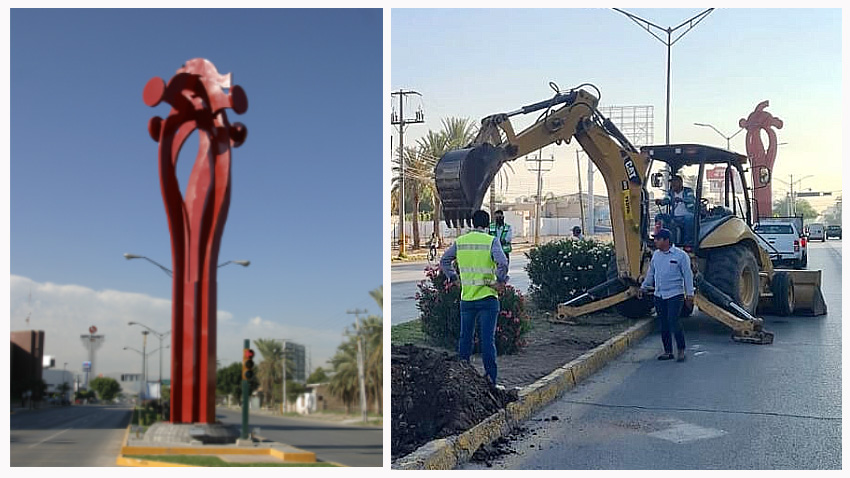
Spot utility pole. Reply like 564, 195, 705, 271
576, 150, 586, 234
391, 89, 424, 257
587, 159, 595, 235
525, 150, 553, 245
346, 308, 369, 423
280, 339, 287, 414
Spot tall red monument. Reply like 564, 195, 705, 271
143, 59, 248, 424
739, 101, 782, 219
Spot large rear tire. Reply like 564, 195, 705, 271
771, 271, 795, 316
704, 244, 760, 316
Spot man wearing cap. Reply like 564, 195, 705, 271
639, 228, 695, 362
655, 175, 695, 244
440, 209, 510, 387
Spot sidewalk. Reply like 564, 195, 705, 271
221, 406, 382, 428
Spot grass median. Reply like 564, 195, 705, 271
125, 455, 337, 467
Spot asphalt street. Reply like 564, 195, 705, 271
462, 239, 842, 469
10, 405, 132, 466
215, 408, 382, 467
391, 251, 532, 325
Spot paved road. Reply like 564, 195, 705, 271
10, 405, 132, 466
463, 239, 841, 469
216, 408, 382, 467
391, 252, 532, 325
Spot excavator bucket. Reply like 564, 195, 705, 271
435, 144, 506, 227
782, 269, 828, 316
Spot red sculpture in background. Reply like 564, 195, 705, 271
739, 101, 782, 219
143, 59, 248, 424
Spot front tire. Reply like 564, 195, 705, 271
704, 244, 760, 316
771, 271, 795, 316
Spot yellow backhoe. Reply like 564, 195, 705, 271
435, 83, 827, 344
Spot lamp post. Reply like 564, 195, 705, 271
124, 345, 165, 401
775, 174, 813, 216
129, 322, 171, 411
693, 123, 745, 150
614, 8, 713, 145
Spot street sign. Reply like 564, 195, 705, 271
82, 361, 91, 372
796, 191, 832, 197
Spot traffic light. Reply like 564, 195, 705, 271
242, 348, 255, 380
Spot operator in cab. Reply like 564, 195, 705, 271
440, 210, 509, 388
655, 175, 695, 245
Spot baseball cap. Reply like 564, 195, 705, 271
653, 228, 672, 240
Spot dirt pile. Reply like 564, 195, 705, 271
391, 344, 518, 460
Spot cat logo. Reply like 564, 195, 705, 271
620, 150, 641, 185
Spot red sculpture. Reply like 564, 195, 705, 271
143, 59, 247, 424
739, 101, 782, 219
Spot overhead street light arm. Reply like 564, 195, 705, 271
217, 260, 251, 269
128, 321, 170, 339
124, 253, 172, 277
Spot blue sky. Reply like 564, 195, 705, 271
392, 8, 842, 212
10, 9, 383, 379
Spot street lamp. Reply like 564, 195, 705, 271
614, 8, 713, 145
129, 322, 170, 410
774, 174, 813, 216
693, 122, 744, 150
124, 253, 251, 275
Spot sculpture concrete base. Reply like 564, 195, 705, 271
139, 422, 241, 445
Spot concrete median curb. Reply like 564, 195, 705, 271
116, 426, 318, 466
392, 317, 654, 470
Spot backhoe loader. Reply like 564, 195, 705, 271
435, 84, 827, 344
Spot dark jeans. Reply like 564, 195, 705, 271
654, 294, 686, 353
459, 296, 500, 384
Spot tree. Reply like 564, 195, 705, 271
772, 197, 818, 219
216, 361, 258, 402
824, 196, 842, 225
328, 338, 359, 414
253, 338, 292, 410
307, 367, 329, 384
89, 377, 121, 401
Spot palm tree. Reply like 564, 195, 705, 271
369, 286, 383, 311
361, 314, 382, 414
253, 338, 289, 410
328, 338, 359, 414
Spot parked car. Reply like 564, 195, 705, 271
808, 223, 826, 242
754, 220, 806, 269
826, 224, 842, 239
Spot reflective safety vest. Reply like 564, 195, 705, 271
489, 223, 512, 253
456, 231, 499, 302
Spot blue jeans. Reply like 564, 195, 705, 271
654, 294, 686, 354
459, 296, 500, 384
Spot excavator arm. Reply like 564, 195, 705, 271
436, 85, 650, 283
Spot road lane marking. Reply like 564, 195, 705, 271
28, 428, 72, 448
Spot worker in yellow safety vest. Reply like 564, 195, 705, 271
440, 210, 509, 387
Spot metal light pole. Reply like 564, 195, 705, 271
124, 345, 164, 400
694, 122, 745, 150
614, 8, 714, 145
129, 322, 171, 412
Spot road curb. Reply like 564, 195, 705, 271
392, 317, 654, 470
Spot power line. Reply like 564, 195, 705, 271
391, 89, 425, 256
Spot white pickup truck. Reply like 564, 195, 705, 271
754, 218, 806, 269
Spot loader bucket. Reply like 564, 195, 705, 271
435, 144, 506, 227
782, 269, 828, 316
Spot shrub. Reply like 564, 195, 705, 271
415, 265, 531, 355
525, 239, 616, 311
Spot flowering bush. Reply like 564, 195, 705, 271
525, 239, 616, 311
415, 265, 531, 355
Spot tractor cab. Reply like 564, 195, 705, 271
641, 144, 766, 253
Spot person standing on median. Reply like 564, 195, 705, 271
440, 210, 510, 388
639, 228, 694, 362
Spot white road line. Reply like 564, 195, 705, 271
28, 427, 72, 448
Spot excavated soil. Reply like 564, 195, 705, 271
391, 312, 636, 461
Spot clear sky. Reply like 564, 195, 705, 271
9, 9, 383, 381
391, 8, 842, 213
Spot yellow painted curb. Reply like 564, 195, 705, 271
393, 317, 655, 470
116, 427, 318, 466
